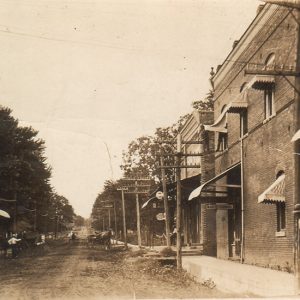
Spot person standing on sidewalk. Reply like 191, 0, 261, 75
8, 234, 21, 258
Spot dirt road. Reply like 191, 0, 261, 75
0, 240, 231, 300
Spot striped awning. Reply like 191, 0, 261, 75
249, 75, 275, 90
228, 90, 248, 113
258, 174, 285, 203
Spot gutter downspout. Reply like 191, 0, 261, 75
240, 131, 245, 264
294, 7, 300, 294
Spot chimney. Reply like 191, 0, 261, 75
232, 40, 239, 49
256, 4, 265, 15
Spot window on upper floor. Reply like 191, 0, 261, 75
249, 53, 276, 121
264, 53, 276, 120
264, 88, 275, 119
240, 110, 248, 137
216, 105, 228, 152
257, 169, 286, 236
276, 201, 286, 232
239, 83, 248, 137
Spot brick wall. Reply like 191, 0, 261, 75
212, 5, 297, 270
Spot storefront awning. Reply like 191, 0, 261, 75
292, 129, 300, 142
0, 209, 10, 218
141, 197, 156, 209
249, 75, 275, 90
144, 174, 201, 208
188, 162, 241, 201
258, 174, 285, 203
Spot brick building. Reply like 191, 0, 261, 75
189, 2, 300, 272
178, 110, 214, 246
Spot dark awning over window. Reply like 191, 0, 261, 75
249, 75, 275, 90
188, 162, 241, 201
227, 90, 248, 114
258, 174, 285, 204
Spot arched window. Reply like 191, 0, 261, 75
240, 82, 248, 93
265, 53, 275, 67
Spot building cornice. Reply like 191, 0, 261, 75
213, 4, 278, 88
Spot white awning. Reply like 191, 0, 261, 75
249, 75, 275, 90
204, 89, 248, 133
205, 105, 228, 133
188, 162, 241, 201
141, 197, 156, 209
0, 209, 10, 218
292, 130, 300, 142
258, 174, 285, 203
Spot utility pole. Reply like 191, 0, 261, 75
117, 187, 128, 249
108, 208, 111, 229
176, 134, 182, 269
113, 198, 118, 244
34, 199, 37, 232
13, 187, 17, 233
160, 155, 171, 247
135, 180, 142, 248
157, 136, 202, 269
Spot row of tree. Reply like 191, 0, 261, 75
90, 94, 213, 243
0, 106, 80, 234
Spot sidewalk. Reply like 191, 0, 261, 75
114, 241, 299, 296
182, 255, 297, 297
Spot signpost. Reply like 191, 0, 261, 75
120, 177, 151, 249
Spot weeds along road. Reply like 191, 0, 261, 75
0, 239, 230, 300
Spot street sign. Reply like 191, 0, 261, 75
156, 191, 164, 200
103, 204, 114, 208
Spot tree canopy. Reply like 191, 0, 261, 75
0, 106, 77, 233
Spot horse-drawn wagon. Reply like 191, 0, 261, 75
87, 230, 111, 249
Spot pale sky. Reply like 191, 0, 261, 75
0, 0, 260, 217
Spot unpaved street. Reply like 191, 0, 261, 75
0, 240, 230, 300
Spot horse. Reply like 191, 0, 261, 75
87, 231, 111, 249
